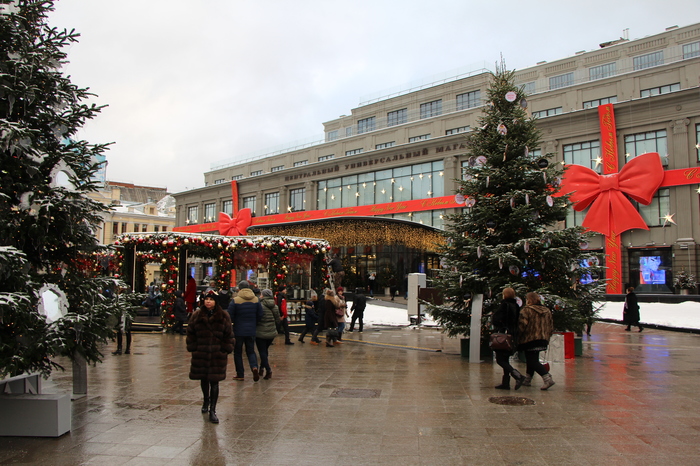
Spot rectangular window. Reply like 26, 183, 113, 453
375, 141, 395, 150
214, 179, 225, 185
289, 188, 306, 212
293, 160, 308, 167
549, 72, 574, 90
522, 82, 536, 95
635, 188, 670, 227
683, 41, 700, 59
264, 192, 279, 215
583, 96, 617, 109
640, 83, 680, 98
446, 126, 470, 135
345, 148, 363, 156
634, 51, 663, 70
142, 224, 148, 232
357, 117, 376, 134
154, 225, 159, 232
564, 140, 601, 171
121, 222, 127, 233
697, 124, 700, 161
318, 154, 334, 162
222, 200, 232, 215
231, 174, 243, 180
345, 127, 353, 137
420, 100, 442, 119
133, 223, 139, 233
112, 222, 118, 235
250, 170, 263, 177
187, 206, 198, 224
203, 203, 215, 223
387, 108, 407, 126
456, 90, 481, 110
625, 130, 668, 166
532, 107, 563, 118
271, 165, 284, 172
589, 63, 616, 81
242, 196, 256, 214
409, 134, 430, 143
162, 226, 167, 232
326, 130, 338, 142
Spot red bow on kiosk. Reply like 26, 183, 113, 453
556, 152, 664, 237
218, 208, 252, 236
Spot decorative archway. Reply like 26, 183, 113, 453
114, 232, 330, 325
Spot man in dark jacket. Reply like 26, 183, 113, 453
228, 281, 263, 381
349, 292, 367, 332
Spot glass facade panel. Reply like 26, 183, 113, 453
222, 200, 233, 215
633, 51, 663, 70
387, 108, 407, 126
683, 41, 700, 59
624, 130, 667, 166
264, 192, 279, 215
242, 196, 256, 214
564, 140, 601, 171
456, 90, 481, 110
290, 188, 305, 212
420, 100, 442, 119
549, 73, 573, 90
589, 63, 616, 81
204, 203, 215, 223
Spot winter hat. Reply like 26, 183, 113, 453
238, 280, 251, 289
336, 287, 344, 293
261, 289, 273, 298
204, 290, 218, 299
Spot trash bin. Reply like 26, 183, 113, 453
563, 331, 574, 359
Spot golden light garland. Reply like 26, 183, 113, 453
251, 218, 445, 253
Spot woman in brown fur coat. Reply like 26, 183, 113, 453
517, 292, 555, 391
187, 291, 234, 423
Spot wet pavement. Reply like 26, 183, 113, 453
1, 309, 700, 465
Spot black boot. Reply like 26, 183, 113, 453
209, 382, 219, 423
495, 374, 510, 390
200, 380, 209, 413
511, 369, 526, 390
123, 332, 132, 354
112, 347, 122, 355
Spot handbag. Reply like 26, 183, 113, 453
335, 308, 344, 316
489, 331, 514, 352
327, 327, 339, 338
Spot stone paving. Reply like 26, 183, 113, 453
1, 312, 700, 465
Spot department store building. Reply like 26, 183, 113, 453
173, 22, 700, 295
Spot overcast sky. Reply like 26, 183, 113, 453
47, 0, 700, 194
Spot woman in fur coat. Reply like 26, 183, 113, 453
187, 291, 234, 423
517, 292, 555, 390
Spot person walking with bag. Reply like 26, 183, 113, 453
623, 286, 643, 332
335, 287, 348, 343
298, 291, 318, 343
256, 289, 281, 380
228, 281, 263, 382
323, 289, 340, 347
186, 291, 234, 423
492, 287, 525, 390
517, 292, 555, 390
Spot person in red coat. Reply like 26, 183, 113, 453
184, 275, 197, 314
186, 291, 234, 423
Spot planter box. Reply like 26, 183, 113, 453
0, 393, 71, 437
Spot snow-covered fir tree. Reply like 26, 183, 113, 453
428, 64, 604, 337
0, 0, 127, 378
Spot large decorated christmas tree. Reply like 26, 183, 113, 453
429, 64, 604, 337
0, 0, 122, 378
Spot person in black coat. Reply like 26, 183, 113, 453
623, 286, 643, 332
298, 292, 318, 343
349, 292, 367, 332
491, 287, 525, 390
171, 290, 188, 335
187, 291, 234, 423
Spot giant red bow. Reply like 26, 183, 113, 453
218, 208, 252, 236
556, 152, 664, 236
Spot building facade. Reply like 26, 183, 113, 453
174, 22, 700, 294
